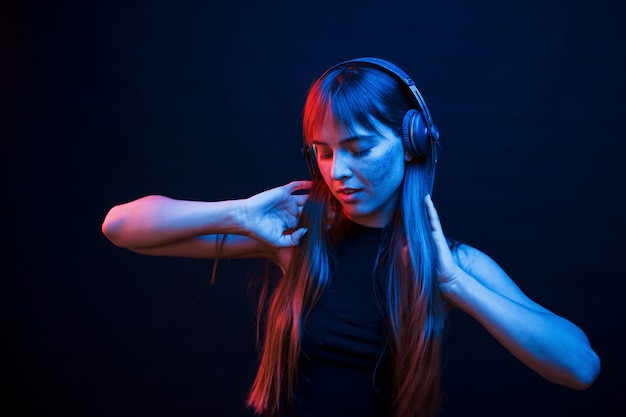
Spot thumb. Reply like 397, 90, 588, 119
288, 227, 309, 246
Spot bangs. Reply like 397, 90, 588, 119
303, 66, 404, 143
302, 80, 333, 144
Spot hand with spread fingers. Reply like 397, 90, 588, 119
241, 180, 312, 248
424, 194, 463, 290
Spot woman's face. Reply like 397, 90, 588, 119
311, 117, 411, 227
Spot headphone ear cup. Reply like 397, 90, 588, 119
303, 145, 320, 179
401, 109, 431, 158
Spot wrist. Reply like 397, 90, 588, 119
439, 269, 476, 309
227, 198, 252, 236
195, 199, 247, 236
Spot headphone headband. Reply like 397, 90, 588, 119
333, 57, 436, 130
303, 57, 440, 178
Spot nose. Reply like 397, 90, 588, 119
331, 151, 352, 180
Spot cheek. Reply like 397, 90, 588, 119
362, 148, 405, 191
319, 164, 334, 188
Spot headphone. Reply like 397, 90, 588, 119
303, 57, 440, 179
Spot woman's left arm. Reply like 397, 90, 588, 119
425, 195, 601, 389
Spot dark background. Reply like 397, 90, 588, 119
2, 0, 625, 416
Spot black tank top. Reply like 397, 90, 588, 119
285, 221, 393, 417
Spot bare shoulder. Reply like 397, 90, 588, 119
450, 242, 548, 312
450, 243, 498, 275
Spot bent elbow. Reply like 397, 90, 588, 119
571, 350, 601, 390
101, 206, 127, 247
542, 346, 601, 390
557, 349, 601, 390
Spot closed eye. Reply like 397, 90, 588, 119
311, 135, 376, 160
350, 148, 371, 157
316, 147, 371, 160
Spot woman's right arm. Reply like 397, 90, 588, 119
101, 180, 311, 260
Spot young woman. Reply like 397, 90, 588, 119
102, 58, 600, 417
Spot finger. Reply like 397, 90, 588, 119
283, 215, 298, 230
288, 227, 308, 246
287, 180, 313, 193
294, 194, 309, 206
425, 194, 442, 231
285, 195, 308, 218
425, 196, 455, 271
425, 195, 448, 248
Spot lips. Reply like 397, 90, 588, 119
336, 188, 362, 203
338, 188, 359, 194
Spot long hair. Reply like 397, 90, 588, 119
247, 63, 446, 417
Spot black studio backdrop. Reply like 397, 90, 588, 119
2, 1, 625, 416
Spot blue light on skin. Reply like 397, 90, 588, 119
312, 118, 413, 228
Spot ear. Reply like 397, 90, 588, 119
404, 149, 414, 162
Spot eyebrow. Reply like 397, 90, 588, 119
311, 135, 378, 146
